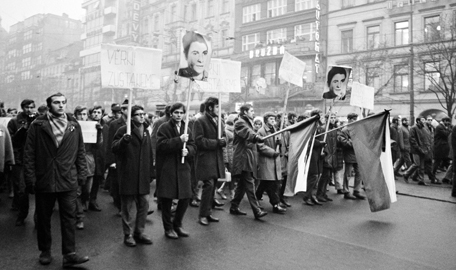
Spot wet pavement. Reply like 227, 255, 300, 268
0, 172, 455, 270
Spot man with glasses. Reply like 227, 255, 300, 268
8, 99, 37, 226
112, 105, 154, 247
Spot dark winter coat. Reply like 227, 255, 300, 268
156, 119, 196, 199
223, 124, 234, 170
8, 112, 33, 165
257, 125, 281, 181
24, 114, 87, 193
338, 126, 357, 164
193, 113, 226, 181
434, 123, 451, 159
105, 116, 126, 167
112, 122, 153, 195
232, 115, 260, 178
322, 123, 343, 170
309, 127, 326, 175
452, 125, 456, 172
409, 124, 432, 155
401, 125, 410, 152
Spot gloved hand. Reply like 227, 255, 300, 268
218, 138, 227, 147
276, 137, 282, 147
273, 152, 280, 158
256, 135, 265, 143
123, 134, 132, 144
95, 123, 103, 130
25, 184, 35, 194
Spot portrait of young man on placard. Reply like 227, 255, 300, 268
178, 31, 212, 82
322, 65, 352, 100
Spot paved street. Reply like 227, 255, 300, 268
1, 174, 455, 270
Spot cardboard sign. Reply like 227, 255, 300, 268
350, 82, 374, 110
101, 44, 162, 89
279, 51, 306, 87
79, 121, 97, 143
323, 65, 352, 100
178, 31, 212, 81
194, 58, 242, 93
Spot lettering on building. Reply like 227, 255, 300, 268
249, 45, 285, 59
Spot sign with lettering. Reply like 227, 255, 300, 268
249, 45, 285, 59
350, 82, 374, 110
131, 0, 140, 43
279, 51, 306, 87
194, 58, 241, 93
315, 0, 321, 74
100, 44, 162, 89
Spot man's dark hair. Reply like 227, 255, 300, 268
182, 31, 207, 59
74, 106, 87, 116
199, 103, 205, 113
92, 105, 104, 115
20, 99, 35, 110
37, 105, 48, 113
288, 112, 297, 121
170, 102, 186, 114
327, 67, 347, 87
310, 108, 322, 118
131, 105, 144, 117
239, 104, 253, 116
263, 112, 277, 124
401, 118, 408, 124
204, 97, 218, 112
46, 93, 66, 108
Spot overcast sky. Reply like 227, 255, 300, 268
0, 0, 85, 31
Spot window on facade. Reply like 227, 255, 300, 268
267, 28, 287, 44
6, 62, 15, 71
207, 0, 214, 17
295, 0, 314, 11
8, 50, 16, 58
83, 53, 100, 67
252, 64, 261, 86
242, 33, 259, 51
243, 4, 260, 23
21, 71, 31, 80
84, 35, 102, 49
24, 30, 33, 40
267, 0, 287, 18
394, 64, 409, 93
9, 37, 16, 44
222, 0, 230, 13
395, 21, 409, 46
264, 62, 276, 85
367, 25, 380, 49
424, 15, 441, 41
170, 5, 176, 22
34, 42, 43, 52
241, 66, 250, 87
221, 29, 228, 47
154, 15, 159, 31
342, 0, 355, 8
36, 56, 42, 65
23, 44, 32, 54
341, 30, 353, 53
191, 4, 197, 20
366, 67, 381, 90
295, 23, 315, 41
424, 62, 440, 91
143, 18, 149, 33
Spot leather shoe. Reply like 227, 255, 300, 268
273, 204, 286, 214
254, 210, 268, 220
442, 178, 450, 184
147, 210, 154, 215
206, 215, 220, 222
190, 200, 200, 207
316, 196, 328, 202
165, 229, 178, 239
303, 198, 314, 206
39, 251, 52, 265
212, 199, 224, 208
402, 174, 409, 183
323, 195, 333, 202
311, 197, 323, 205
62, 253, 89, 268
76, 221, 84, 230
199, 217, 209, 226
353, 192, 366, 200
418, 181, 429, 186
337, 189, 347, 194
280, 199, 291, 207
216, 189, 227, 200
134, 234, 153, 245
88, 202, 101, 212
344, 193, 357, 200
174, 227, 189, 237
230, 208, 247, 215
431, 180, 442, 185
124, 235, 136, 247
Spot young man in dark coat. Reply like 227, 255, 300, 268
112, 105, 154, 247
23, 93, 89, 267
156, 102, 196, 239
433, 117, 451, 176
230, 104, 267, 219
193, 97, 226, 225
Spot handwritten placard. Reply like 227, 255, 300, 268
350, 82, 374, 110
279, 51, 306, 87
79, 121, 97, 143
194, 59, 241, 93
101, 44, 162, 90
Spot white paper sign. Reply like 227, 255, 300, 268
279, 51, 306, 87
79, 121, 97, 143
101, 44, 162, 90
350, 82, 375, 110
194, 58, 242, 93
0, 117, 12, 128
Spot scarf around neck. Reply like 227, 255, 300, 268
47, 112, 68, 148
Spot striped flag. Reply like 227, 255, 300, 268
347, 111, 397, 212
284, 116, 319, 196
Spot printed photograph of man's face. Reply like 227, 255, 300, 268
322, 66, 352, 100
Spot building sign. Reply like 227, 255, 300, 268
249, 45, 285, 59
387, 0, 438, 9
315, 0, 321, 74
130, 0, 140, 43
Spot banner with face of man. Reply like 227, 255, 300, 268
322, 65, 352, 100
178, 31, 212, 82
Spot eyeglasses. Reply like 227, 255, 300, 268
24, 106, 35, 109
173, 111, 185, 115
134, 113, 146, 117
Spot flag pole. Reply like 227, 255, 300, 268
276, 83, 290, 151
263, 115, 318, 140
126, 88, 133, 135
181, 79, 193, 164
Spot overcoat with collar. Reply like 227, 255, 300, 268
156, 119, 196, 199
257, 125, 281, 181
112, 122, 153, 195
23, 114, 87, 193
232, 115, 260, 178
193, 112, 226, 181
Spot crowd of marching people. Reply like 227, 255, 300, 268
0, 92, 455, 267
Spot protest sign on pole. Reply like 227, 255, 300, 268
350, 82, 375, 111
194, 59, 242, 93
0, 118, 12, 128
322, 65, 352, 100
78, 121, 97, 143
100, 44, 162, 90
278, 51, 306, 87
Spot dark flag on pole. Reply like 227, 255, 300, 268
347, 111, 397, 212
284, 116, 319, 196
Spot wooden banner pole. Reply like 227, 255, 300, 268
181, 79, 193, 164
